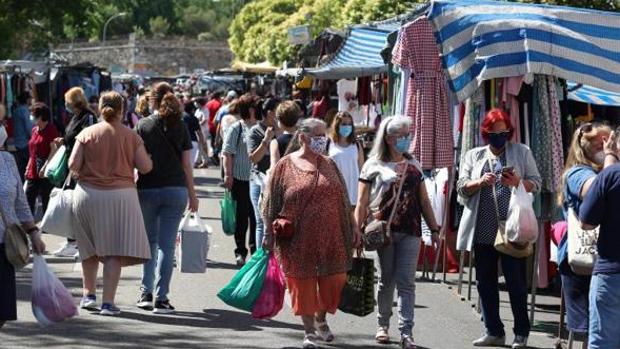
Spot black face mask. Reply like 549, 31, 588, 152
488, 132, 509, 149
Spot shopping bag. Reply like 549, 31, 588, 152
217, 248, 269, 312
31, 255, 78, 326
338, 256, 376, 317
177, 212, 211, 273
44, 146, 69, 188
40, 188, 75, 239
252, 253, 285, 319
567, 208, 598, 275
220, 191, 237, 236
506, 183, 538, 243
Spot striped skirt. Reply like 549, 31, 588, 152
72, 184, 150, 267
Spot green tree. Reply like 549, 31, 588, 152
149, 16, 171, 38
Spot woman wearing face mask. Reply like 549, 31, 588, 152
558, 123, 616, 345
457, 109, 541, 349
51, 87, 97, 258
328, 111, 365, 208
24, 103, 59, 218
355, 115, 440, 349
262, 118, 357, 349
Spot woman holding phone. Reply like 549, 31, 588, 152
456, 109, 541, 349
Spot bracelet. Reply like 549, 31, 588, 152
605, 153, 620, 161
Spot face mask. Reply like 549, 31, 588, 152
0, 126, 7, 146
395, 136, 411, 153
309, 135, 328, 154
338, 125, 353, 138
593, 151, 606, 164
65, 105, 73, 114
488, 132, 509, 149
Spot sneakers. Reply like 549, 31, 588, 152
100, 303, 121, 316
512, 335, 528, 349
315, 319, 334, 342
53, 242, 79, 257
80, 294, 97, 310
472, 334, 506, 347
136, 292, 153, 309
401, 336, 417, 349
236, 255, 246, 267
153, 299, 175, 314
302, 333, 320, 349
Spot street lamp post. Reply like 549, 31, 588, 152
102, 12, 127, 46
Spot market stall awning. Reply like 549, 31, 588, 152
567, 82, 620, 107
428, 0, 620, 102
304, 25, 397, 79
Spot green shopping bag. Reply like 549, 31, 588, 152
220, 191, 236, 236
217, 248, 270, 312
45, 146, 69, 188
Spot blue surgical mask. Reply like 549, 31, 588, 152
395, 136, 411, 153
488, 132, 509, 149
338, 125, 353, 138
65, 105, 73, 114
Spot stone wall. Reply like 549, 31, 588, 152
53, 36, 233, 75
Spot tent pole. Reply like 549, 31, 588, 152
529, 221, 542, 324
433, 166, 454, 282
457, 250, 465, 298
467, 250, 474, 301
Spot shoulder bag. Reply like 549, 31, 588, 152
490, 159, 533, 258
362, 161, 407, 251
566, 207, 598, 275
0, 198, 30, 270
272, 158, 320, 239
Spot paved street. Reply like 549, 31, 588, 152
2, 168, 562, 349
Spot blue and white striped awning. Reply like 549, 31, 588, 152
305, 25, 396, 79
428, 0, 620, 102
567, 82, 620, 107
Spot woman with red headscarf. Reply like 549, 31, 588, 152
456, 109, 541, 349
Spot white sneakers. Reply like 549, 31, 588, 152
52, 242, 79, 258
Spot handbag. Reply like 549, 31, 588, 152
362, 162, 407, 251
566, 207, 598, 275
338, 251, 376, 317
272, 158, 320, 239
45, 145, 69, 188
490, 160, 533, 259
0, 199, 30, 270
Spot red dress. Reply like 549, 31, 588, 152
264, 156, 353, 279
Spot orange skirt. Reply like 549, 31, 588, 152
286, 273, 347, 316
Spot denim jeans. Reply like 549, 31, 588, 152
474, 244, 530, 337
249, 177, 264, 247
139, 187, 188, 301
589, 273, 620, 349
376, 233, 421, 338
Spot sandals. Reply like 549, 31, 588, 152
303, 333, 320, 348
376, 327, 390, 344
315, 319, 334, 342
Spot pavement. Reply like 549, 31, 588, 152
2, 168, 566, 349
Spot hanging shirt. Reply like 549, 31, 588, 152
337, 79, 357, 112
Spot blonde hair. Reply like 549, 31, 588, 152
136, 93, 150, 117
99, 91, 124, 122
557, 123, 611, 206
65, 87, 89, 111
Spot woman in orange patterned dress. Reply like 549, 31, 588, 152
263, 118, 359, 349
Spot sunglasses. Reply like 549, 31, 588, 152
577, 122, 593, 144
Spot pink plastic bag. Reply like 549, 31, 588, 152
31, 255, 78, 326
251, 253, 285, 319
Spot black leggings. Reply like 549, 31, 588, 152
231, 178, 256, 258
25, 178, 54, 217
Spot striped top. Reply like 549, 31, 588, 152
223, 121, 252, 181
428, 0, 620, 102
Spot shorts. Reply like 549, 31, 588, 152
286, 273, 347, 316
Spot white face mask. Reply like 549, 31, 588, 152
0, 125, 7, 146
593, 151, 606, 164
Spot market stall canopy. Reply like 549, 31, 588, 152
231, 61, 278, 74
567, 82, 620, 107
302, 24, 398, 80
428, 0, 620, 102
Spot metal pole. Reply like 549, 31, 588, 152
102, 12, 127, 46
529, 221, 542, 324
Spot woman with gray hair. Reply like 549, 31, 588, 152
355, 115, 441, 349
263, 118, 357, 349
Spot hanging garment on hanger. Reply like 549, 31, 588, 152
547, 76, 564, 193
392, 16, 453, 170
5, 73, 14, 117
532, 75, 558, 193
503, 76, 523, 143
460, 87, 484, 166
337, 78, 358, 112
357, 77, 371, 106
398, 67, 411, 115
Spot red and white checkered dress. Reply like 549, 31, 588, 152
392, 16, 454, 170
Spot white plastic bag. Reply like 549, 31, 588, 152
506, 183, 538, 243
177, 213, 211, 273
40, 188, 75, 239
31, 255, 78, 326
